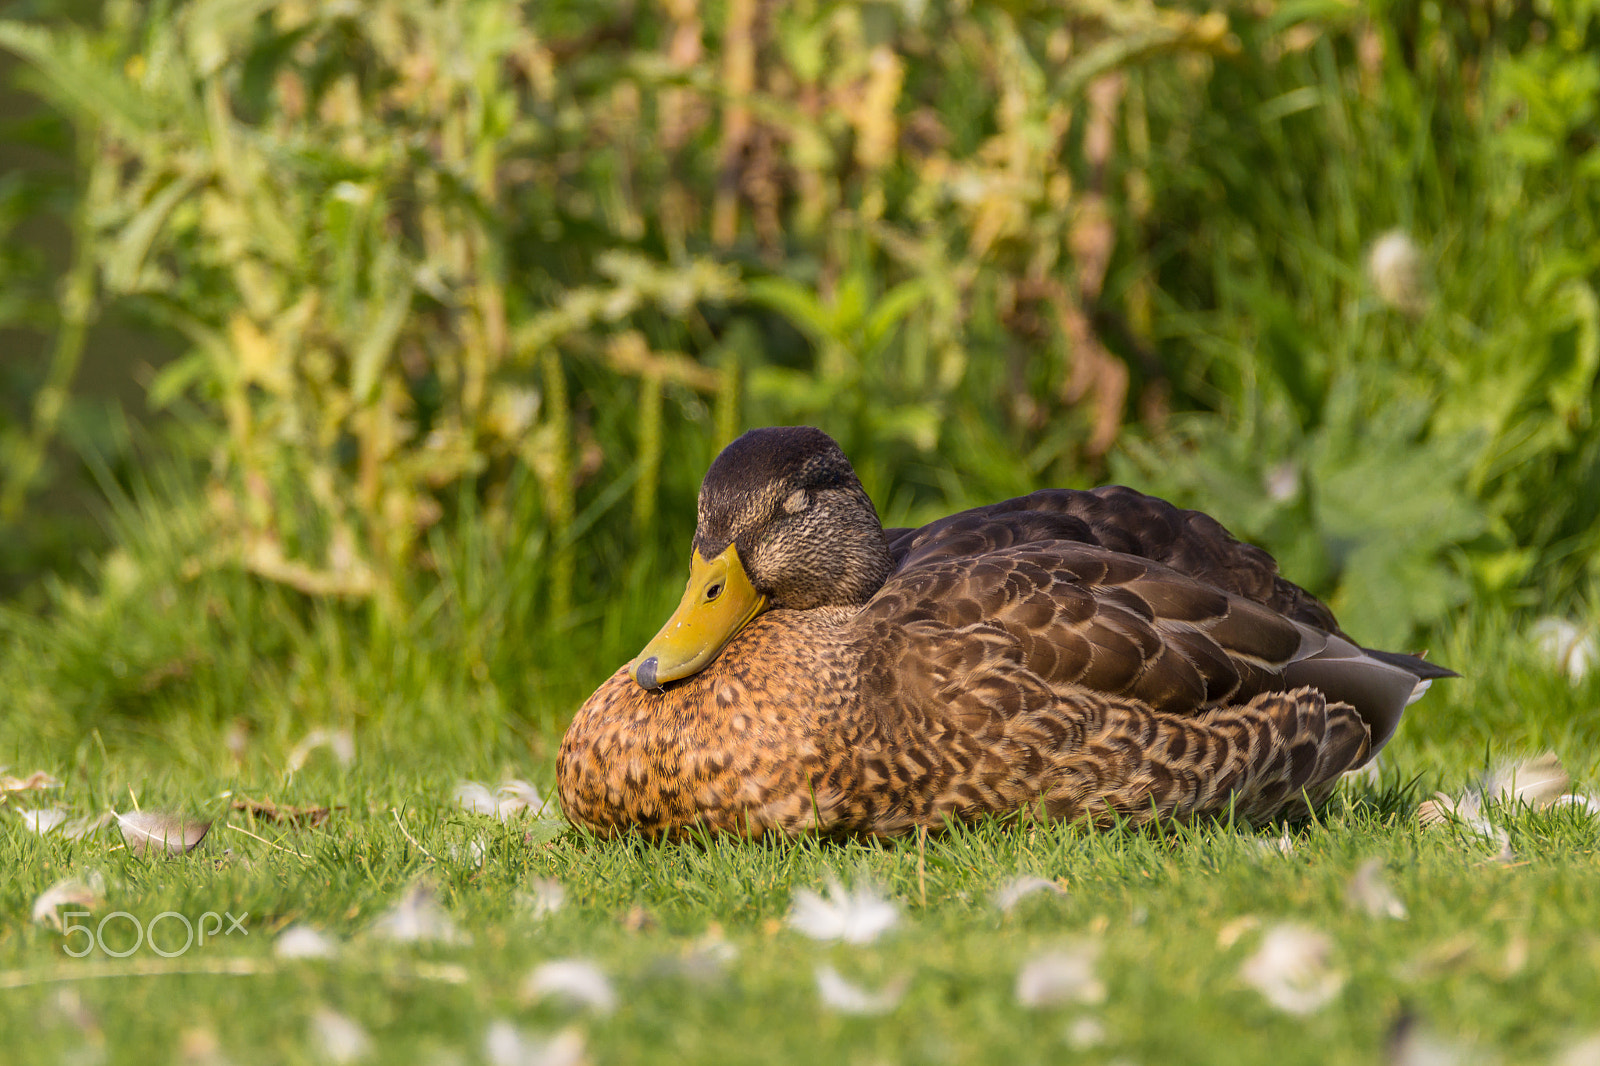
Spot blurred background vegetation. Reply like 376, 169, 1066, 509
0, 0, 1597, 747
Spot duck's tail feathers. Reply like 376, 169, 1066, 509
1358, 646, 1460, 680
1281, 629, 1456, 763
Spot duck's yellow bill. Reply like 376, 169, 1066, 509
629, 544, 768, 690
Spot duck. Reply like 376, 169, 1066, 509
557, 425, 1454, 838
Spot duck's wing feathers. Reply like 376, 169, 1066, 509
860, 534, 1436, 757
862, 543, 1304, 717
886, 486, 1340, 632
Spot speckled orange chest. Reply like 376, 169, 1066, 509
556, 612, 870, 836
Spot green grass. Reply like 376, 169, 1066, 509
1, 568, 1599, 1065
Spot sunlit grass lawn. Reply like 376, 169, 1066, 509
2, 601, 1599, 1066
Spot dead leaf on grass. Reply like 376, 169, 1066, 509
231, 796, 336, 828
0, 770, 62, 795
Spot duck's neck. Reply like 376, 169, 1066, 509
760, 488, 895, 611
824, 524, 895, 608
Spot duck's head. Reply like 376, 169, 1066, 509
629, 426, 893, 691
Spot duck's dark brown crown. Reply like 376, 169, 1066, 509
693, 426, 892, 609
693, 426, 861, 555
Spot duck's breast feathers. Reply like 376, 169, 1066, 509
857, 540, 1310, 717
886, 486, 1340, 632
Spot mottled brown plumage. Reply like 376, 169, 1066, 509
558, 427, 1453, 837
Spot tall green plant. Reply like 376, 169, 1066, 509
0, 0, 1238, 625
1112, 2, 1600, 638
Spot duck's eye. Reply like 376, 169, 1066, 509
705, 582, 723, 601
783, 489, 809, 515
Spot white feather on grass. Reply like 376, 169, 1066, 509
1347, 858, 1408, 920
517, 878, 566, 919
1553, 793, 1600, 818
484, 1021, 587, 1066
62, 812, 114, 840
1367, 230, 1428, 315
16, 808, 67, 834
116, 810, 211, 856
521, 959, 616, 1014
21, 809, 114, 840
455, 779, 556, 822
1239, 924, 1344, 1015
1419, 752, 1583, 862
287, 728, 355, 773
992, 875, 1064, 912
455, 781, 499, 817
1063, 1016, 1108, 1050
1016, 942, 1106, 1008
788, 877, 900, 945
448, 836, 487, 868
1422, 796, 1513, 860
275, 925, 338, 960
309, 1007, 372, 1064
1250, 830, 1297, 856
31, 872, 106, 930
495, 779, 546, 817
814, 966, 908, 1015
1482, 751, 1571, 808
1532, 617, 1596, 683
370, 882, 464, 944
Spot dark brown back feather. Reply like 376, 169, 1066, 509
886, 486, 1342, 633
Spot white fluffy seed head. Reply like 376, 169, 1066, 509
1367, 230, 1428, 315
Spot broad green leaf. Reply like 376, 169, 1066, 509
746, 277, 835, 346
